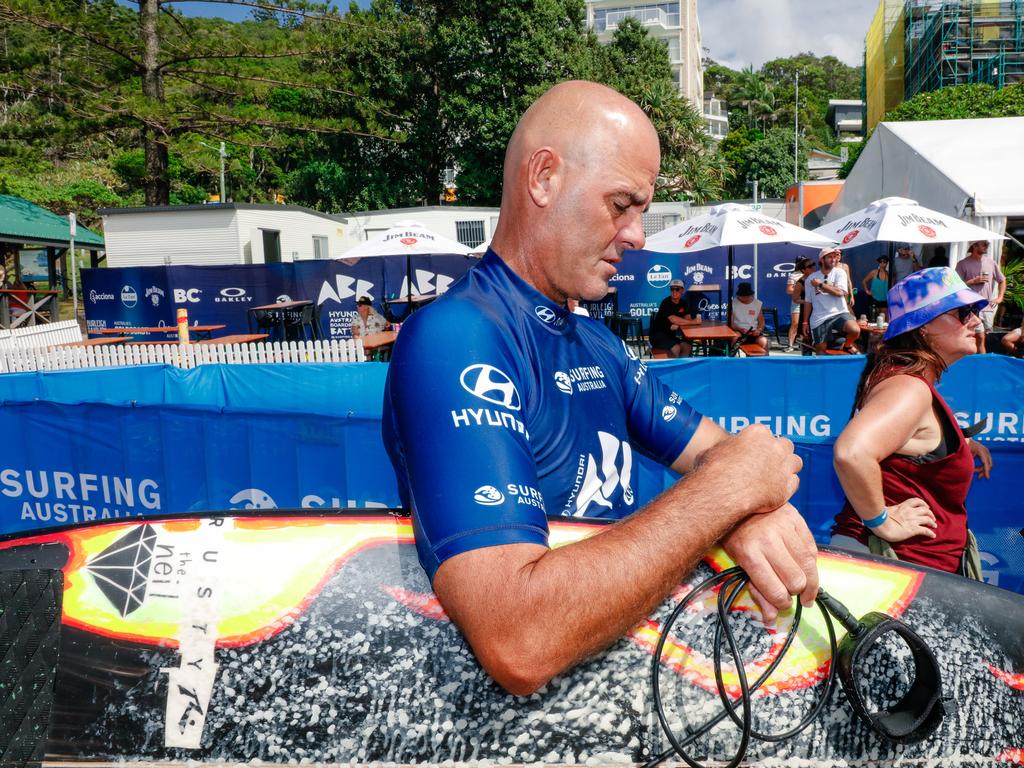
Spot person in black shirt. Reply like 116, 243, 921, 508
649, 279, 701, 357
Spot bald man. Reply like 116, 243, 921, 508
382, 81, 817, 695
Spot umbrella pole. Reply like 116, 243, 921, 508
726, 245, 734, 324
887, 241, 895, 290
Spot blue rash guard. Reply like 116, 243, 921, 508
382, 250, 704, 582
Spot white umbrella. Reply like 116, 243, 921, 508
469, 235, 492, 256
813, 197, 1007, 249
644, 203, 835, 305
339, 221, 474, 305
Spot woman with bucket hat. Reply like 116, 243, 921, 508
830, 267, 993, 577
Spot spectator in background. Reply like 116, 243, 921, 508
955, 240, 1005, 354
785, 257, 812, 352
794, 257, 816, 353
927, 245, 948, 269
833, 248, 854, 308
808, 247, 861, 354
890, 244, 922, 286
351, 295, 388, 338
1001, 322, 1023, 356
730, 281, 767, 354
862, 256, 890, 319
650, 278, 701, 357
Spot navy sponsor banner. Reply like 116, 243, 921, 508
0, 356, 1021, 592
615, 244, 823, 327
83, 256, 476, 340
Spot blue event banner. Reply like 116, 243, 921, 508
81, 256, 478, 340
0, 356, 1022, 593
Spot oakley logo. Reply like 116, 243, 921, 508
473, 485, 505, 506
460, 364, 521, 411
576, 432, 634, 515
220, 287, 246, 298
535, 306, 557, 324
553, 371, 573, 395
662, 405, 678, 422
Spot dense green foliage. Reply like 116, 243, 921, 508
839, 82, 1024, 178
0, 0, 728, 222
704, 52, 861, 197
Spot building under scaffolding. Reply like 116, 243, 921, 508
865, 0, 1024, 130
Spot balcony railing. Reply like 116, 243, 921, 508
604, 8, 680, 31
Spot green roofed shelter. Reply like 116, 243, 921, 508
0, 194, 105, 299
0, 194, 104, 248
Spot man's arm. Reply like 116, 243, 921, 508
434, 420, 803, 695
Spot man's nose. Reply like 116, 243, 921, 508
620, 214, 645, 251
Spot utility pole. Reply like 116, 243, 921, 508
752, 179, 760, 297
218, 141, 226, 204
794, 72, 800, 184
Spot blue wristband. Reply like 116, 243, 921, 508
863, 508, 888, 529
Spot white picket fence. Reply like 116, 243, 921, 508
0, 320, 83, 351
0, 338, 366, 374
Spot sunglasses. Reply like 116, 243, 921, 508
670, 287, 683, 292
953, 306, 980, 324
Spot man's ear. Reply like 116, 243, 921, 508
526, 147, 560, 208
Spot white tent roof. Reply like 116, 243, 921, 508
826, 116, 1024, 221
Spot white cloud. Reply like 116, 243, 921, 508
699, 0, 878, 70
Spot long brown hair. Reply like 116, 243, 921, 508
851, 328, 948, 413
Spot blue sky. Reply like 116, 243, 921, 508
167, 0, 876, 70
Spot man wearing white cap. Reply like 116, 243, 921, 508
955, 240, 1005, 353
807, 247, 860, 354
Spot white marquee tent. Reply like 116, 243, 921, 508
824, 116, 1024, 263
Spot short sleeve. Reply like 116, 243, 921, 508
618, 344, 702, 466
383, 304, 549, 583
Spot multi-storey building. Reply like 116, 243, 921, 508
584, 1, 705, 113
827, 99, 866, 143
703, 93, 729, 141
866, 0, 1024, 130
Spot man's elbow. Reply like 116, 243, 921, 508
474, 634, 564, 696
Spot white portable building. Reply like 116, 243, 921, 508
100, 203, 347, 267
825, 116, 1024, 262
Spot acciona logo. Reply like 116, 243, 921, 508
647, 264, 672, 288
576, 431, 633, 515
89, 290, 114, 303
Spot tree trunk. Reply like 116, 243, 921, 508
140, 0, 169, 206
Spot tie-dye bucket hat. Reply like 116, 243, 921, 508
884, 267, 987, 341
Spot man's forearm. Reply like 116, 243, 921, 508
439, 466, 754, 694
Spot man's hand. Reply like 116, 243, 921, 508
969, 440, 993, 479
691, 425, 801, 516
722, 504, 818, 625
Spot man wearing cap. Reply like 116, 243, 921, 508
890, 244, 921, 286
807, 247, 860, 354
955, 240, 1005, 353
351, 295, 388, 339
649, 278, 701, 357
730, 282, 767, 353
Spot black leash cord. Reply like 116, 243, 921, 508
643, 567, 839, 768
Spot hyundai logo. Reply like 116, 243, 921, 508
535, 306, 557, 324
473, 485, 505, 506
459, 364, 522, 411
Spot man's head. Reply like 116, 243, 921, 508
968, 240, 989, 257
490, 80, 660, 303
819, 247, 840, 271
897, 243, 914, 259
356, 295, 373, 318
669, 278, 685, 301
795, 256, 814, 274
736, 282, 755, 304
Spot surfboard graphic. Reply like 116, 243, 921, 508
0, 511, 1021, 766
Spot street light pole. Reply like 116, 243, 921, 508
218, 141, 226, 204
794, 72, 800, 184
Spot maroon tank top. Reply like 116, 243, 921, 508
832, 376, 973, 573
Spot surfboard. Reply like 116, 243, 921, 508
0, 511, 1021, 767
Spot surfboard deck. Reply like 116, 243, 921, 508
0, 511, 1020, 767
